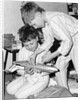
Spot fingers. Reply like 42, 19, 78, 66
25, 67, 34, 75
25, 63, 35, 75
24, 63, 41, 74
34, 69, 41, 73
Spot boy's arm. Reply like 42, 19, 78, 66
42, 16, 73, 63
50, 16, 73, 56
29, 26, 54, 64
42, 50, 61, 63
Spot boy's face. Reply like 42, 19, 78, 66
23, 37, 38, 52
29, 12, 45, 29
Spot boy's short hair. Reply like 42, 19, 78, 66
18, 25, 39, 43
20, 2, 45, 24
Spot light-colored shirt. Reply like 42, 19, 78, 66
17, 46, 49, 83
17, 47, 33, 61
40, 12, 78, 56
17, 45, 47, 64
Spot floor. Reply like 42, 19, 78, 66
68, 71, 78, 95
3, 70, 78, 100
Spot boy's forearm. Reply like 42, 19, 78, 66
42, 50, 61, 63
52, 50, 61, 58
46, 50, 61, 62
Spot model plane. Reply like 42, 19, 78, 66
6, 61, 59, 73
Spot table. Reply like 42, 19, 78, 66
4, 47, 19, 69
3, 47, 19, 95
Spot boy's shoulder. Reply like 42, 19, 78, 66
46, 11, 67, 20
18, 47, 29, 54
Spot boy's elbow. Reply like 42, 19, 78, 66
65, 39, 73, 56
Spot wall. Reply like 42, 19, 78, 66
4, 1, 68, 39
4, 0, 68, 69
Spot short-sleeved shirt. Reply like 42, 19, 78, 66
17, 46, 49, 83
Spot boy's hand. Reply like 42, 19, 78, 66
34, 69, 41, 73
24, 64, 34, 75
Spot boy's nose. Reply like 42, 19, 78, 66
33, 25, 37, 29
32, 24, 38, 29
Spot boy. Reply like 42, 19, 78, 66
20, 2, 78, 90
6, 25, 49, 99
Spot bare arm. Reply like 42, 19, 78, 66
29, 25, 54, 64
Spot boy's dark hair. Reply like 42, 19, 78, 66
18, 25, 39, 43
20, 2, 45, 24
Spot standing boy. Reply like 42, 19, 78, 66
20, 2, 78, 90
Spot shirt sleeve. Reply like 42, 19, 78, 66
39, 24, 54, 52
50, 16, 73, 56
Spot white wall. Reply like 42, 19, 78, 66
4, 0, 68, 69
4, 1, 68, 39
4, 0, 24, 40
36, 2, 68, 13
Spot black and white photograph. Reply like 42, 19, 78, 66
2, 0, 78, 99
